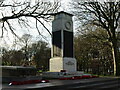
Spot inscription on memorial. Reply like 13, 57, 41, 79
66, 61, 74, 65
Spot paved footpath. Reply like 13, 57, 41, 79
2, 77, 120, 90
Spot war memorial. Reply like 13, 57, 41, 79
50, 11, 76, 72
42, 11, 85, 78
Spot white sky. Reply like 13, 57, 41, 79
0, 0, 71, 50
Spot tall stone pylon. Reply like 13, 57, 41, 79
50, 11, 77, 72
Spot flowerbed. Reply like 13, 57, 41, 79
59, 75, 98, 80
9, 80, 49, 85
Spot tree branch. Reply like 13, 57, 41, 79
0, 1, 60, 39
36, 18, 52, 36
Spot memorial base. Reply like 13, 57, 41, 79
50, 57, 77, 72
42, 71, 84, 79
41, 57, 84, 79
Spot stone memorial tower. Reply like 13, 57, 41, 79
50, 11, 77, 72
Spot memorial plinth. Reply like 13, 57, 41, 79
49, 11, 77, 72
50, 57, 76, 72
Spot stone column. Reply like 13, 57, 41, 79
50, 11, 77, 72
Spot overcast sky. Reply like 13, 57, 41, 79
0, 0, 71, 49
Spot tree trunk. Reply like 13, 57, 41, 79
111, 39, 120, 76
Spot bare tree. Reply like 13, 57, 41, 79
20, 34, 32, 61
0, 0, 60, 38
72, 0, 120, 76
